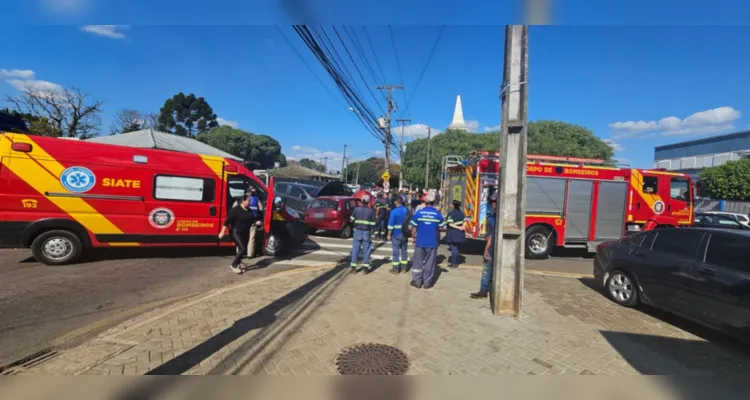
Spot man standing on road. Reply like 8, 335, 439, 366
471, 194, 496, 299
375, 191, 390, 241
409, 193, 445, 289
350, 194, 377, 275
387, 197, 409, 275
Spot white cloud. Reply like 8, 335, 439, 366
609, 107, 741, 138
217, 117, 238, 128
372, 150, 384, 155
2, 68, 64, 98
0, 69, 36, 79
614, 158, 631, 165
289, 145, 345, 169
464, 119, 480, 132
398, 123, 442, 139
484, 124, 501, 132
81, 25, 129, 39
603, 139, 625, 152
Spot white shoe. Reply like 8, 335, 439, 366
230, 265, 243, 274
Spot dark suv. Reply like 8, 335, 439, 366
594, 227, 750, 339
274, 180, 353, 217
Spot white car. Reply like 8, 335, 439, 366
701, 211, 750, 227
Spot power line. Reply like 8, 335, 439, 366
331, 26, 385, 115
403, 25, 446, 116
343, 26, 386, 93
387, 25, 408, 118
363, 26, 388, 85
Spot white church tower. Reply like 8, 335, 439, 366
448, 94, 468, 131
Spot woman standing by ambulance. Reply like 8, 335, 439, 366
445, 200, 466, 268
218, 194, 262, 274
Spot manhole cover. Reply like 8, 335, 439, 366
334, 343, 410, 375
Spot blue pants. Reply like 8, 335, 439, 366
449, 242, 460, 265
480, 255, 493, 292
376, 218, 387, 238
411, 246, 437, 286
350, 229, 372, 269
391, 236, 408, 271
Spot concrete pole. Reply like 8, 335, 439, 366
341, 144, 348, 183
425, 127, 432, 189
491, 25, 529, 317
396, 118, 411, 191
377, 85, 404, 174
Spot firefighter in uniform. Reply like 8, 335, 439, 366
445, 200, 466, 268
408, 193, 445, 289
387, 197, 410, 275
374, 191, 390, 241
349, 194, 377, 274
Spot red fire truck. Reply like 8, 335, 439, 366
442, 151, 695, 259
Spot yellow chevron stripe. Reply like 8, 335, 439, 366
199, 154, 228, 181
1, 134, 124, 235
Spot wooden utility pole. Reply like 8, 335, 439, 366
395, 118, 411, 191
492, 25, 529, 317
425, 127, 432, 189
341, 144, 348, 183
377, 85, 403, 174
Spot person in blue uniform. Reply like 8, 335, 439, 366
387, 197, 410, 275
246, 188, 264, 258
445, 200, 466, 268
409, 193, 445, 289
374, 192, 390, 241
349, 195, 377, 275
471, 194, 497, 298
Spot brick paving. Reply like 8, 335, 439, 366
20, 263, 750, 376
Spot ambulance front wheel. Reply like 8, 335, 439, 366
31, 230, 83, 266
525, 225, 554, 260
262, 233, 284, 257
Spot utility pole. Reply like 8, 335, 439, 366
323, 157, 328, 174
492, 25, 529, 317
319, 157, 323, 179
377, 84, 403, 174
355, 163, 361, 185
395, 118, 411, 191
425, 127, 432, 189
341, 144, 348, 183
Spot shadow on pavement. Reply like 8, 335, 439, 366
114, 264, 349, 397
580, 277, 750, 364
600, 331, 748, 398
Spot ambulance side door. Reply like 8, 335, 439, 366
146, 172, 220, 243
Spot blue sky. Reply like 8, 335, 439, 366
4, 1, 750, 170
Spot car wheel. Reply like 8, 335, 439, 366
525, 225, 554, 260
340, 224, 353, 239
262, 232, 284, 256
31, 230, 83, 265
606, 270, 638, 307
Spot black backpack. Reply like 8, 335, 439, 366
401, 208, 412, 238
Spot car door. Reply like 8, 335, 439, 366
689, 233, 750, 332
630, 229, 704, 315
666, 176, 692, 224
287, 185, 309, 215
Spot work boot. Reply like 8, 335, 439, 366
410, 281, 422, 289
390, 269, 399, 275
363, 268, 372, 275
470, 291, 488, 299
350, 267, 359, 274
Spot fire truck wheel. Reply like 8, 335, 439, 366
525, 225, 554, 260
31, 230, 83, 266
262, 233, 284, 257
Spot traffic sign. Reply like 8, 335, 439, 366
381, 171, 390, 182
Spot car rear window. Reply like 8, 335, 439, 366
651, 230, 705, 260
705, 234, 750, 272
310, 199, 338, 209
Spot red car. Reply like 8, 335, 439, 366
304, 196, 363, 239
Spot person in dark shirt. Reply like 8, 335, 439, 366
471, 195, 496, 298
219, 194, 262, 274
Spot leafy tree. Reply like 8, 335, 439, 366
157, 92, 219, 136
401, 121, 614, 188
346, 158, 379, 185
110, 109, 158, 134
276, 153, 288, 167
195, 126, 282, 169
299, 158, 325, 172
5, 86, 103, 138
28, 117, 59, 137
699, 159, 750, 200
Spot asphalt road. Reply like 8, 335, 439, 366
0, 234, 594, 369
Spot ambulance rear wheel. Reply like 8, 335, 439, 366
525, 225, 554, 260
262, 233, 284, 256
31, 230, 83, 266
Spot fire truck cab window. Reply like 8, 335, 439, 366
670, 177, 690, 201
154, 175, 215, 202
642, 176, 658, 194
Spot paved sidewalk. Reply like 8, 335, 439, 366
18, 263, 750, 376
